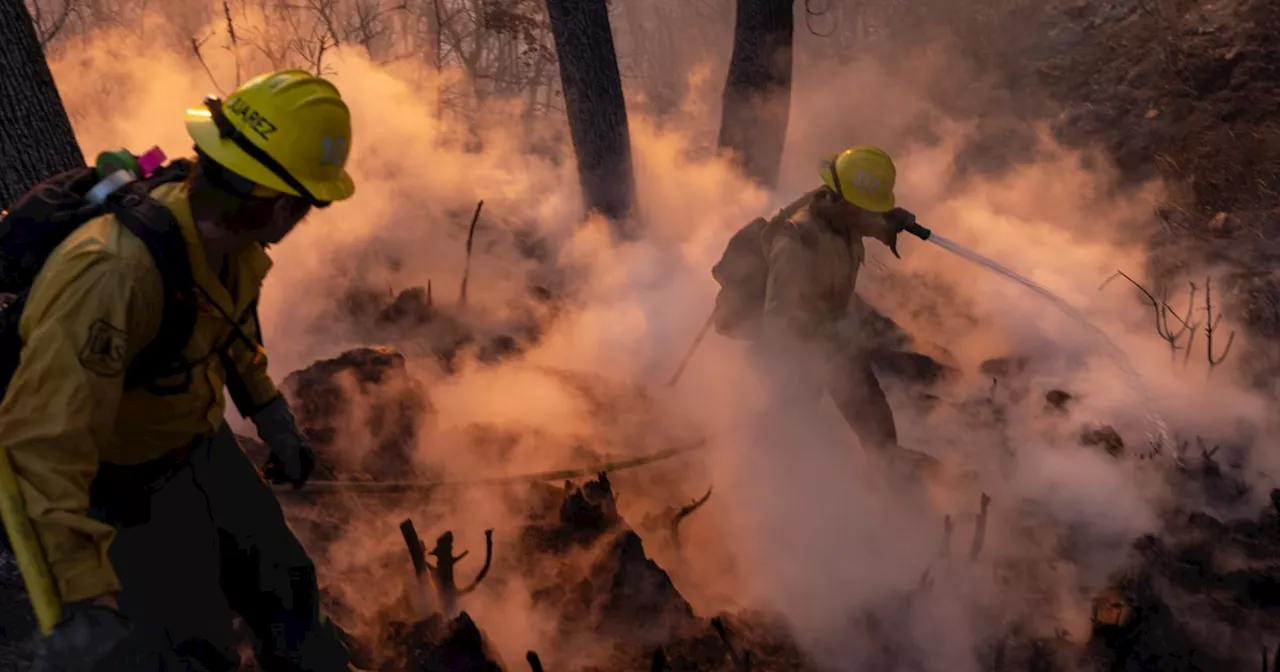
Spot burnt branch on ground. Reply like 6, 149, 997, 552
400, 520, 494, 618
1100, 270, 1237, 369
425, 529, 495, 617
970, 493, 992, 560
400, 519, 430, 578
459, 200, 484, 305
1197, 436, 1222, 477
456, 530, 495, 597
1204, 276, 1236, 368
651, 647, 667, 671
1101, 270, 1198, 358
669, 486, 713, 548
711, 617, 753, 671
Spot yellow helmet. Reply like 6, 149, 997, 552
819, 146, 896, 213
185, 69, 355, 205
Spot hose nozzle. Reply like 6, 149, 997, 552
904, 221, 932, 241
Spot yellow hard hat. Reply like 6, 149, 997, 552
819, 146, 896, 213
185, 69, 355, 205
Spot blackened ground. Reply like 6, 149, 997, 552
1087, 498, 1280, 671
384, 612, 505, 672
1020, 0, 1280, 384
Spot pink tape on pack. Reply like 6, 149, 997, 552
136, 147, 167, 177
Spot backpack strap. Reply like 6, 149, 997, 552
105, 161, 201, 395
217, 299, 273, 416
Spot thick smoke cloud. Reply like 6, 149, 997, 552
39, 1, 1276, 666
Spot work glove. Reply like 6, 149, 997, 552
252, 396, 316, 489
875, 207, 919, 258
31, 596, 131, 671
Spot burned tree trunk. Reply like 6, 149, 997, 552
717, 0, 795, 190
544, 0, 636, 239
0, 0, 83, 206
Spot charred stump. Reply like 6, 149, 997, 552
387, 611, 503, 672
283, 346, 433, 480
401, 520, 494, 619
521, 474, 696, 647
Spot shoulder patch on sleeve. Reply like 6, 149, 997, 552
79, 319, 128, 377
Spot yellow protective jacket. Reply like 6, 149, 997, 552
0, 181, 281, 603
761, 204, 867, 345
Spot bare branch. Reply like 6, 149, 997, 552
711, 617, 753, 672
969, 493, 991, 560
1100, 270, 1197, 358
191, 33, 228, 95
33, 0, 76, 46
669, 486, 713, 547
804, 0, 836, 37
222, 0, 242, 87
1205, 276, 1236, 368
458, 199, 484, 305
426, 529, 494, 617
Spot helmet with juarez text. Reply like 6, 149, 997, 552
184, 69, 355, 205
819, 146, 896, 213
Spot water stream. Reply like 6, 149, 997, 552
924, 232, 1172, 450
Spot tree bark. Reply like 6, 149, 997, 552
717, 0, 795, 191
0, 0, 83, 207
544, 0, 635, 239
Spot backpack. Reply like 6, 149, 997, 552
710, 190, 819, 340
0, 159, 200, 401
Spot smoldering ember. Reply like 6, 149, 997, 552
1, 0, 1280, 671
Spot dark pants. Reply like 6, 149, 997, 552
93, 423, 349, 671
752, 340, 899, 455
827, 351, 899, 453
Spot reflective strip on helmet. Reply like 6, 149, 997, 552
849, 169, 883, 193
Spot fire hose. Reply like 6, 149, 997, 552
271, 438, 709, 495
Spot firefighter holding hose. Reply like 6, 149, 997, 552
710, 146, 939, 475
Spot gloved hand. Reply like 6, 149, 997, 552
251, 396, 316, 489
875, 207, 919, 258
31, 596, 131, 671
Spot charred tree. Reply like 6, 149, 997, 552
544, 0, 636, 239
0, 0, 83, 206
718, 0, 795, 190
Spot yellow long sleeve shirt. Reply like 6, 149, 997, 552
0, 180, 280, 603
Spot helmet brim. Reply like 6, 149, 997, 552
850, 193, 895, 213
185, 110, 356, 202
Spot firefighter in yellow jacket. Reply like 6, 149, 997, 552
0, 70, 355, 670
752, 146, 938, 474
